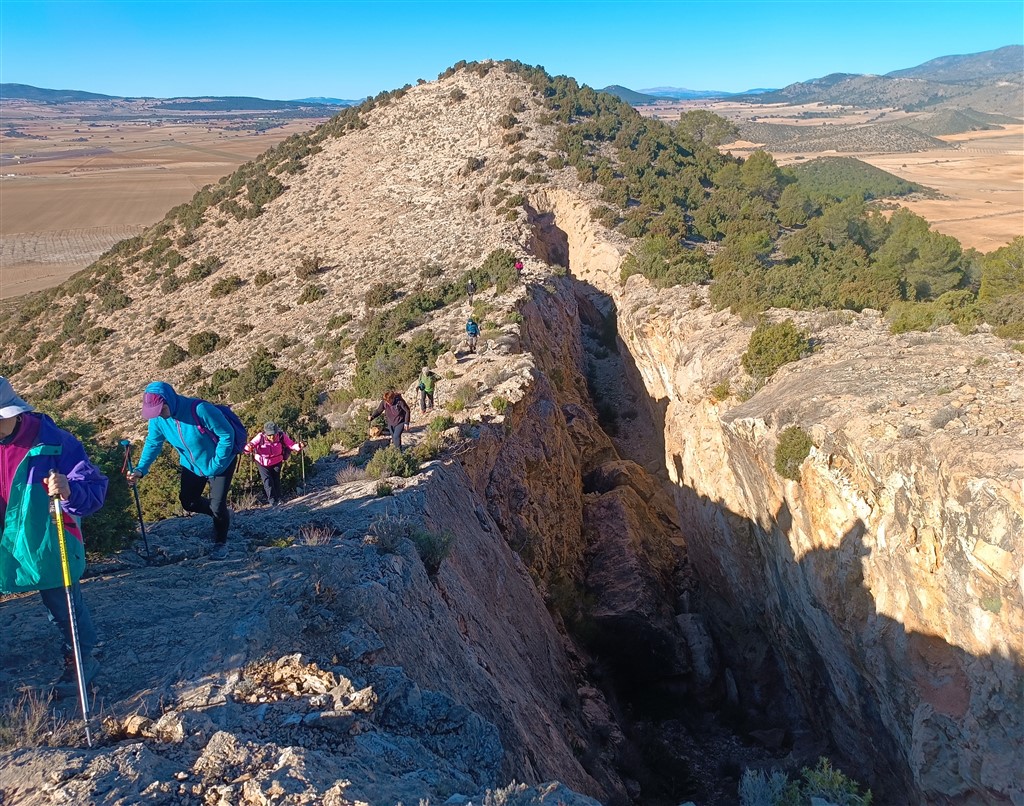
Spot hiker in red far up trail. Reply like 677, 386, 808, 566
244, 421, 304, 507
126, 381, 247, 560
0, 376, 108, 698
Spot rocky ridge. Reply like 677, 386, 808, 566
1, 452, 616, 805
1, 61, 1021, 806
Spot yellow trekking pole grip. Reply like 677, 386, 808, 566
51, 476, 73, 587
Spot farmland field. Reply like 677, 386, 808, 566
0, 98, 330, 298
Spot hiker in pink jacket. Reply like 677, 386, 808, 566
243, 422, 303, 506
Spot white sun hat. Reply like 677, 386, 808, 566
0, 377, 34, 419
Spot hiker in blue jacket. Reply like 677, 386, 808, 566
0, 377, 107, 696
466, 317, 480, 354
127, 382, 239, 559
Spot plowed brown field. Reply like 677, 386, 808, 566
1, 109, 325, 298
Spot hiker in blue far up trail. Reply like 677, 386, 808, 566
0, 377, 107, 697
243, 421, 304, 507
466, 317, 480, 353
126, 382, 246, 560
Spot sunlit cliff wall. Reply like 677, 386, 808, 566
534, 186, 1024, 804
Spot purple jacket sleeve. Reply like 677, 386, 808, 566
57, 429, 109, 517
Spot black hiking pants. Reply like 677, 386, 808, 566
419, 388, 434, 412
257, 462, 283, 505
39, 582, 96, 657
179, 456, 237, 543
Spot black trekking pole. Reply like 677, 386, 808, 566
119, 440, 151, 560
49, 473, 93, 747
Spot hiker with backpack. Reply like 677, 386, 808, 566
126, 382, 245, 560
466, 278, 476, 303
0, 377, 108, 697
466, 317, 480, 354
416, 367, 437, 415
244, 422, 303, 507
368, 390, 411, 451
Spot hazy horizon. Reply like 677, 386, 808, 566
1, 1, 1020, 101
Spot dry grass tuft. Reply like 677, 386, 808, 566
0, 690, 80, 749
298, 522, 337, 546
335, 464, 369, 484
365, 513, 412, 554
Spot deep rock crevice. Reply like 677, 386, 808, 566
519, 191, 1023, 805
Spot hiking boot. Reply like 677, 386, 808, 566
210, 543, 229, 560
52, 653, 100, 698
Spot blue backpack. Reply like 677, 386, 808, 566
191, 400, 248, 455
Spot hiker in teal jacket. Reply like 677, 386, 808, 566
127, 381, 238, 559
0, 377, 107, 696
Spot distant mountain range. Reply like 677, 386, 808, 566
5, 45, 1021, 116
603, 45, 1022, 117
885, 45, 1023, 82
0, 83, 359, 109
291, 96, 365, 106
152, 97, 346, 112
0, 83, 120, 103
600, 85, 772, 104
731, 45, 1023, 116
639, 86, 773, 99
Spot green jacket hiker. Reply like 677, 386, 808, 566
417, 367, 437, 414
0, 377, 106, 695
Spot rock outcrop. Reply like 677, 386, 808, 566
0, 467, 616, 805
532, 186, 1024, 803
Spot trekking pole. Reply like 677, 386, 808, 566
119, 440, 151, 560
299, 434, 306, 491
49, 472, 93, 748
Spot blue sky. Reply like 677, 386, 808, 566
1, 1, 1021, 99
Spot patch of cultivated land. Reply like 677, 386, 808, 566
749, 125, 1024, 253
641, 100, 1022, 253
850, 127, 1024, 252
0, 105, 329, 297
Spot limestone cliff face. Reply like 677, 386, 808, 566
531, 187, 1024, 803
459, 279, 690, 690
